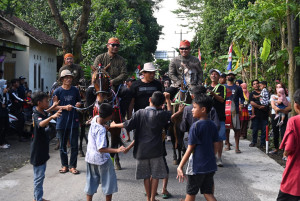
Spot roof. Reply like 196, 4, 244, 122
0, 12, 61, 47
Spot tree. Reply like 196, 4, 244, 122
47, 0, 91, 63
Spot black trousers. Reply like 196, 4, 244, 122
271, 114, 288, 149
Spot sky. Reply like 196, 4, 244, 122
154, 0, 195, 53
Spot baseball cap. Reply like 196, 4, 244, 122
60, 70, 73, 78
19, 76, 26, 80
209, 69, 220, 76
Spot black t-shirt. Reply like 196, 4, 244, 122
249, 91, 269, 120
30, 107, 50, 166
130, 79, 163, 111
208, 84, 226, 121
124, 106, 172, 159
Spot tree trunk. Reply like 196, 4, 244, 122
293, 14, 300, 92
250, 40, 253, 81
73, 0, 91, 64
254, 41, 258, 79
47, 0, 72, 55
286, 0, 296, 115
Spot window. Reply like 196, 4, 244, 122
38, 64, 41, 88
34, 63, 37, 88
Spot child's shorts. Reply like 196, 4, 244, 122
186, 172, 215, 195
136, 156, 167, 180
84, 160, 118, 195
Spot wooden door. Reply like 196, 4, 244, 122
4, 62, 15, 81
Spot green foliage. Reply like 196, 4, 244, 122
260, 38, 271, 63
10, 0, 162, 76
154, 59, 170, 75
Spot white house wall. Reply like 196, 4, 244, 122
29, 39, 57, 92
3, 27, 30, 80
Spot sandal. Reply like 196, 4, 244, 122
162, 193, 172, 199
224, 147, 231, 151
59, 167, 69, 174
235, 149, 242, 154
69, 168, 80, 174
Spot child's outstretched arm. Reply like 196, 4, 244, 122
39, 109, 62, 128
164, 92, 172, 112
110, 121, 124, 128
100, 146, 126, 154
171, 104, 185, 122
177, 144, 195, 182
124, 140, 135, 154
45, 95, 60, 113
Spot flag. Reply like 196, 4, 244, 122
204, 62, 207, 71
198, 48, 201, 62
227, 44, 233, 71
234, 59, 239, 71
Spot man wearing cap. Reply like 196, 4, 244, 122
52, 69, 81, 174
167, 40, 202, 99
93, 37, 128, 90
224, 72, 244, 153
219, 73, 227, 85
207, 69, 226, 166
58, 53, 84, 86
17, 76, 26, 99
129, 62, 162, 115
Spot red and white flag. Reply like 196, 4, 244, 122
198, 48, 201, 62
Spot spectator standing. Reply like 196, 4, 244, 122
276, 89, 300, 201
207, 69, 226, 166
269, 82, 291, 154
224, 72, 244, 153
0, 82, 10, 148
17, 76, 26, 99
239, 83, 250, 139
53, 70, 81, 174
249, 80, 269, 148
9, 79, 27, 142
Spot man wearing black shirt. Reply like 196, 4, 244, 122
207, 69, 226, 167
249, 79, 268, 148
129, 63, 162, 115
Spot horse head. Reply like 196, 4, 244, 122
92, 64, 112, 103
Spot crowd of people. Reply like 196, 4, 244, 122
0, 72, 34, 148
0, 37, 299, 201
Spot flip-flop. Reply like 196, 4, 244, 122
69, 168, 80, 174
235, 149, 242, 154
59, 167, 69, 174
162, 193, 172, 199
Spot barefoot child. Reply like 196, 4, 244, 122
110, 91, 172, 201
31, 92, 62, 201
177, 94, 219, 201
84, 103, 126, 201
274, 88, 289, 126
276, 89, 300, 201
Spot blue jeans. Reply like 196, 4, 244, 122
251, 117, 268, 146
57, 128, 79, 168
33, 163, 46, 201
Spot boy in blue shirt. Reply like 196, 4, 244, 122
177, 94, 219, 201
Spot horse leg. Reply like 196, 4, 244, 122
110, 128, 122, 170
79, 124, 85, 157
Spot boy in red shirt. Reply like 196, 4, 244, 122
277, 89, 300, 201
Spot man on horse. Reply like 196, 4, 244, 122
58, 53, 85, 86
93, 37, 128, 91
166, 40, 203, 99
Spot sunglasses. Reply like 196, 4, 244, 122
179, 47, 190, 50
109, 43, 120, 47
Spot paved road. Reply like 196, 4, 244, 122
0, 131, 284, 201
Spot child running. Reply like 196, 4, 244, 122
31, 92, 61, 201
276, 89, 300, 201
84, 103, 125, 201
177, 94, 219, 201
110, 91, 172, 201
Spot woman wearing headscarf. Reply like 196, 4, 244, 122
240, 83, 250, 139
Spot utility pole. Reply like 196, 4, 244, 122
175, 29, 189, 42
